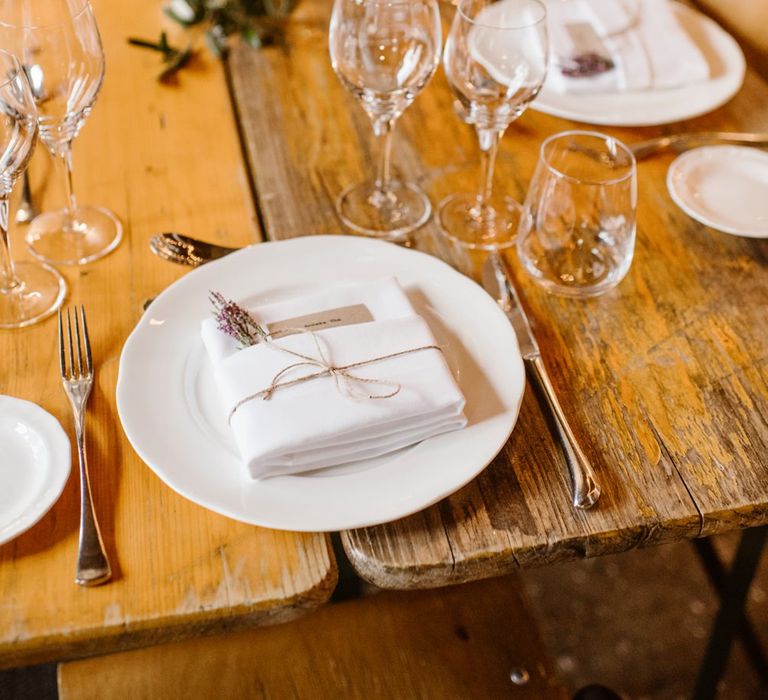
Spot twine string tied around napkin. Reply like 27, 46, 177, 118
227, 328, 443, 425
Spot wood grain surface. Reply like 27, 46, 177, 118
227, 0, 768, 588
58, 574, 567, 700
0, 0, 335, 669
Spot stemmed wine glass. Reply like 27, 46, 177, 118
329, 0, 442, 240
0, 50, 65, 328
439, 0, 548, 250
0, 0, 121, 265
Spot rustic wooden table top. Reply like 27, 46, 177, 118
0, 0, 335, 669
227, 0, 768, 588
3, 0, 766, 667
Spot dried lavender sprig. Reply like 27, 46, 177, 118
560, 52, 615, 78
209, 291, 268, 348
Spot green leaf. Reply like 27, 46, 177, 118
158, 46, 195, 83
163, 7, 196, 27
205, 28, 228, 58
240, 26, 263, 49
127, 37, 166, 52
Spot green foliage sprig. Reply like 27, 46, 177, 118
129, 0, 297, 82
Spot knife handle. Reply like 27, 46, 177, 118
526, 356, 600, 510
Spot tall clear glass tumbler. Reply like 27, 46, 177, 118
0, 0, 121, 265
0, 50, 66, 328
439, 0, 548, 250
517, 131, 638, 298
329, 0, 442, 240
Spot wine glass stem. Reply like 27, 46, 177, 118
57, 142, 79, 222
475, 128, 503, 224
0, 194, 19, 293
372, 118, 396, 204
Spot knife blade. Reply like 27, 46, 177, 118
481, 253, 600, 510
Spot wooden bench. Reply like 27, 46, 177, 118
58, 575, 569, 699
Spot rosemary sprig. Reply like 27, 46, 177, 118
129, 0, 298, 82
127, 32, 195, 83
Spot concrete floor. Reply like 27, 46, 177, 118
2, 531, 766, 699
521, 531, 768, 699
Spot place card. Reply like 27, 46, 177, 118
268, 303, 374, 337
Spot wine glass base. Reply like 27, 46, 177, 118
337, 181, 431, 240
0, 261, 66, 329
437, 194, 521, 251
26, 205, 123, 266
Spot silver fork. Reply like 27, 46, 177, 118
58, 307, 112, 587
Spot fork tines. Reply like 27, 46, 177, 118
58, 306, 93, 379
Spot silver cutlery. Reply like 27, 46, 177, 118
149, 232, 240, 266
630, 131, 768, 160
15, 172, 38, 224
58, 306, 112, 586
481, 253, 600, 510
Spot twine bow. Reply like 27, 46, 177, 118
227, 329, 442, 425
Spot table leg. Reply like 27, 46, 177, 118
692, 526, 768, 699
692, 536, 768, 684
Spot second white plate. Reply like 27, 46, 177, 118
532, 3, 745, 127
117, 236, 525, 532
0, 395, 70, 546
667, 146, 768, 238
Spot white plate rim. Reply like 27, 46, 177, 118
666, 145, 768, 238
117, 236, 525, 532
0, 395, 71, 546
532, 3, 746, 127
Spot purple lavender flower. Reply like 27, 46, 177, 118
560, 53, 615, 78
209, 291, 268, 348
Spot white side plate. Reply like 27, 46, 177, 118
0, 396, 70, 545
667, 146, 768, 238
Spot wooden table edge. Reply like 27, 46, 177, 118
340, 517, 710, 590
0, 533, 338, 670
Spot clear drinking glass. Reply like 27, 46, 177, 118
0, 0, 121, 265
0, 50, 66, 328
439, 0, 548, 250
517, 130, 637, 298
329, 0, 442, 240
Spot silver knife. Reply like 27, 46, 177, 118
481, 253, 600, 510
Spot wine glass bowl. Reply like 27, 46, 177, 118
329, 0, 442, 239
0, 0, 122, 265
0, 49, 65, 328
438, 0, 548, 250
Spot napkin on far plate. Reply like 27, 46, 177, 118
201, 278, 467, 479
546, 0, 710, 94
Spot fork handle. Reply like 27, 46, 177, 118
74, 421, 112, 586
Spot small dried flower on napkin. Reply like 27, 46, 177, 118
209, 291, 268, 348
560, 52, 615, 78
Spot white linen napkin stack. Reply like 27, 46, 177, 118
545, 0, 710, 94
201, 279, 467, 479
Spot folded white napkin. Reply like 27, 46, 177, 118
201, 279, 467, 479
545, 0, 710, 94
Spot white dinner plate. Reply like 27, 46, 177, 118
533, 3, 745, 127
117, 236, 525, 532
0, 396, 70, 545
667, 146, 768, 238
